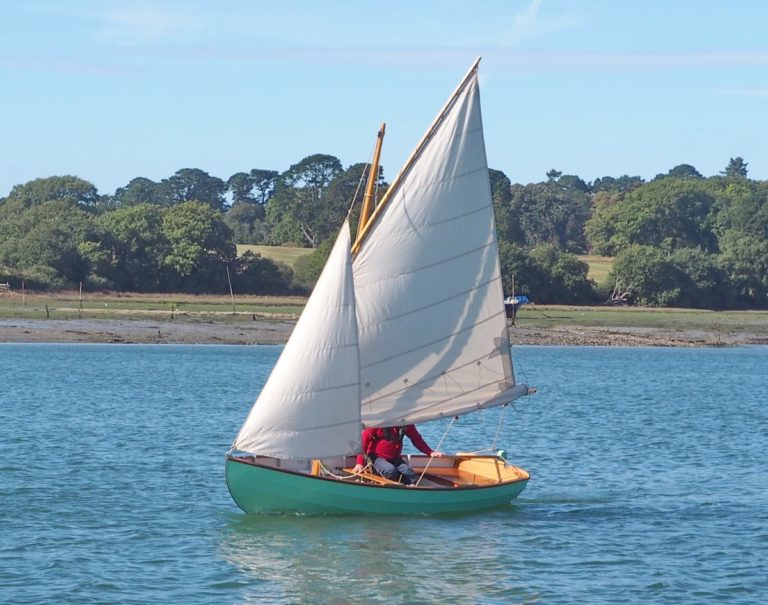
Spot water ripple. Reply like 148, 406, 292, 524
1, 344, 767, 604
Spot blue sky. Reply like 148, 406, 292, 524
2, 0, 767, 197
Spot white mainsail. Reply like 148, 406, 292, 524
233, 63, 527, 459
233, 221, 361, 458
353, 69, 527, 427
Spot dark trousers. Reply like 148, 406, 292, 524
373, 456, 417, 484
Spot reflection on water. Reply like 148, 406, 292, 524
219, 511, 537, 604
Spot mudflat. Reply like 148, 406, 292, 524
1, 316, 766, 347
2, 290, 767, 346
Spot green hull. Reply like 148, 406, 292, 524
225, 457, 528, 515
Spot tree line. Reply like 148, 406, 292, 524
1, 156, 766, 309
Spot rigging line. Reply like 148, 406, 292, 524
510, 347, 532, 389
415, 415, 457, 487
345, 139, 377, 220
476, 358, 506, 379
373, 166, 380, 206
319, 460, 371, 481
439, 368, 466, 395
490, 404, 508, 452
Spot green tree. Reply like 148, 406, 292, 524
248, 169, 280, 204
529, 245, 595, 304
497, 240, 545, 300
608, 245, 685, 306
232, 251, 297, 295
112, 177, 170, 207
325, 163, 379, 244
163, 168, 226, 211
224, 202, 268, 244
4, 175, 100, 208
718, 232, 768, 309
0, 200, 100, 287
489, 169, 523, 245
293, 238, 335, 287
227, 169, 279, 206
508, 173, 591, 252
588, 178, 718, 256
592, 175, 644, 194
97, 204, 167, 291
669, 248, 729, 309
584, 191, 622, 255
654, 164, 703, 180
711, 179, 768, 241
161, 201, 236, 292
721, 157, 748, 179
265, 154, 343, 246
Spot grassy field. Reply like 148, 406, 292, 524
0, 290, 306, 320
578, 255, 614, 284
3, 289, 768, 341
241, 245, 614, 283
237, 245, 313, 268
514, 304, 768, 342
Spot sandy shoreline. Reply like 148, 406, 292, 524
1, 316, 761, 347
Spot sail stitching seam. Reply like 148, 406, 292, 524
358, 272, 502, 336
398, 162, 487, 205
361, 305, 506, 372
364, 379, 520, 417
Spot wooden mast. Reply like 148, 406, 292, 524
351, 57, 482, 256
354, 122, 386, 249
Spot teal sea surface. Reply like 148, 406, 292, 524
1, 343, 766, 604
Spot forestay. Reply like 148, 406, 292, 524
352, 71, 527, 427
233, 221, 362, 458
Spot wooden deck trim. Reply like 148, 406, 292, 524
341, 468, 404, 486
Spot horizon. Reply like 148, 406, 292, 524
2, 0, 767, 197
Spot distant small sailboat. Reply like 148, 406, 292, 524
226, 58, 535, 515
504, 295, 530, 319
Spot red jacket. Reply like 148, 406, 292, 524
356, 425, 433, 465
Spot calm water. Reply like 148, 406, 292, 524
1, 343, 766, 604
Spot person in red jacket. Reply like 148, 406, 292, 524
352, 425, 444, 485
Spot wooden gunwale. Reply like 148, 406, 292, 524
228, 454, 528, 491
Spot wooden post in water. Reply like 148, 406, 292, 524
511, 274, 516, 326
226, 264, 236, 314
78, 281, 83, 318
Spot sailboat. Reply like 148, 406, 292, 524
226, 58, 534, 515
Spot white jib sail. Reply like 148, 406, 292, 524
233, 221, 361, 458
353, 70, 527, 427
